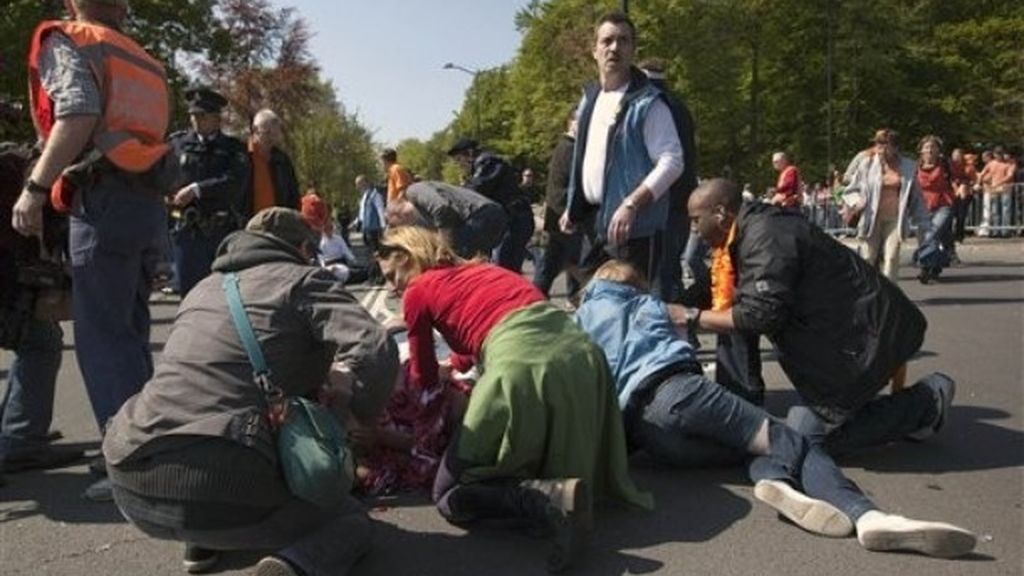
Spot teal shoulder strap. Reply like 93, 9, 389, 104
222, 272, 270, 379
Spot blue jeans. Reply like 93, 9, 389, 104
532, 230, 582, 297
70, 173, 166, 431
988, 193, 1012, 237
492, 203, 535, 273
0, 319, 63, 459
628, 372, 876, 522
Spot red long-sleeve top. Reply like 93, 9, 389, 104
774, 165, 801, 207
917, 163, 954, 212
402, 263, 545, 392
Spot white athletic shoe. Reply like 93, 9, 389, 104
753, 479, 854, 537
856, 511, 977, 558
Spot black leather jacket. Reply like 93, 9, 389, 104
730, 202, 927, 422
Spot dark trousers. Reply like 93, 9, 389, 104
787, 377, 940, 458
532, 230, 582, 297
70, 175, 164, 430
363, 230, 384, 284
0, 319, 63, 459
493, 203, 536, 273
113, 485, 370, 576
171, 224, 231, 296
577, 230, 662, 289
656, 207, 690, 303
628, 372, 876, 522
953, 196, 972, 243
715, 332, 766, 406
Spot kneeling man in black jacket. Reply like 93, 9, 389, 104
687, 178, 953, 458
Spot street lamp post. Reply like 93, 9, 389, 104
443, 62, 481, 139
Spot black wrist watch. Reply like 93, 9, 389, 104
24, 179, 50, 196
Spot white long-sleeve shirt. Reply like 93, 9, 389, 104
581, 86, 684, 205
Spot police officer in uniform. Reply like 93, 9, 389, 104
168, 87, 248, 296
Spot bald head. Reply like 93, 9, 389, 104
687, 178, 742, 249
691, 178, 741, 213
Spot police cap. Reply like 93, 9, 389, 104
446, 137, 479, 157
185, 86, 228, 114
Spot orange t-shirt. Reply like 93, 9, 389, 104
250, 140, 276, 214
387, 163, 413, 204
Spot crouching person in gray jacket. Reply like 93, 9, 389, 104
385, 181, 508, 259
102, 208, 399, 576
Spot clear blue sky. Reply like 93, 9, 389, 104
273, 0, 528, 146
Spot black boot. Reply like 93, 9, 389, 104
513, 478, 592, 574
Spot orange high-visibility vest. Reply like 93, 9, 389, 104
28, 21, 170, 175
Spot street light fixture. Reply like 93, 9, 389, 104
443, 62, 481, 139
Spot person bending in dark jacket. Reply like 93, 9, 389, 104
447, 138, 535, 273
103, 208, 399, 576
576, 260, 975, 558
687, 179, 954, 457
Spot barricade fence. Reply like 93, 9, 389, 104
807, 183, 1024, 238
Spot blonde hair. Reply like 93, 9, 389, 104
591, 259, 648, 292
378, 226, 461, 271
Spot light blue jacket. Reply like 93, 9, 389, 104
575, 280, 696, 410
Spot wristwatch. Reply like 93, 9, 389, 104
622, 197, 638, 211
25, 179, 50, 196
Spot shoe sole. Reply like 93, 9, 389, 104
859, 524, 977, 558
754, 480, 854, 538
255, 556, 299, 576
183, 554, 220, 574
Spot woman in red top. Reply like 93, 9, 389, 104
915, 135, 956, 282
374, 226, 649, 573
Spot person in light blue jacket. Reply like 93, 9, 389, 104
574, 260, 976, 558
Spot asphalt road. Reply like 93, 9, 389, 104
1, 239, 1021, 576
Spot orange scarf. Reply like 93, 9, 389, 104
710, 221, 738, 311
249, 139, 276, 214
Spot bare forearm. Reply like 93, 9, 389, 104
29, 116, 98, 186
697, 308, 736, 333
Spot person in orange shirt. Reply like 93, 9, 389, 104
242, 109, 300, 219
380, 148, 413, 204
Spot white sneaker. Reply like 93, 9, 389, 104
753, 479, 854, 537
856, 511, 977, 558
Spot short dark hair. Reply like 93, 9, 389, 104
380, 148, 397, 162
595, 11, 636, 40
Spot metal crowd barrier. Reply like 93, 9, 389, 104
809, 183, 1024, 238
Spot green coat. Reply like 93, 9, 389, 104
456, 303, 653, 510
